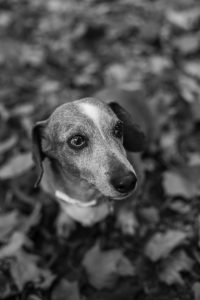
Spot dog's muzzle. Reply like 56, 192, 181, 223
110, 171, 137, 194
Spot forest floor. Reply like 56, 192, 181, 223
1, 0, 200, 299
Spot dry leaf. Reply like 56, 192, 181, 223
116, 208, 138, 235
192, 282, 200, 300
163, 172, 190, 198
173, 34, 200, 55
0, 212, 19, 241
0, 152, 33, 179
0, 232, 28, 259
0, 204, 40, 242
178, 74, 200, 102
52, 279, 80, 300
11, 249, 54, 290
168, 200, 190, 214
159, 250, 194, 285
149, 55, 171, 74
190, 100, 200, 122
188, 153, 200, 166
82, 242, 135, 289
105, 63, 130, 85
140, 207, 159, 223
0, 231, 53, 291
167, 9, 200, 30
0, 269, 16, 299
163, 168, 200, 199
184, 60, 200, 80
10, 104, 34, 117
0, 135, 17, 156
145, 230, 187, 261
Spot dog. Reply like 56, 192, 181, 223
32, 93, 146, 229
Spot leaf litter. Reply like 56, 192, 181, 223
145, 230, 188, 261
82, 241, 135, 289
0, 152, 33, 180
1, 0, 200, 299
159, 250, 194, 285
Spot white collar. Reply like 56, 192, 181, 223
55, 190, 97, 207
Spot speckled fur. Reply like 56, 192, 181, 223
32, 97, 144, 225
39, 98, 134, 199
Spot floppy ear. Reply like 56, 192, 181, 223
32, 121, 47, 187
109, 102, 146, 152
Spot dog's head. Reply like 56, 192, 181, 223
32, 98, 145, 201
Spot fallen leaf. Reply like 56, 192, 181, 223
178, 74, 200, 102
188, 153, 200, 166
190, 100, 200, 122
163, 167, 200, 198
173, 34, 200, 55
167, 8, 200, 30
11, 249, 54, 291
184, 60, 200, 80
0, 269, 16, 299
159, 250, 194, 285
0, 232, 28, 259
168, 200, 190, 214
0, 12, 12, 28
116, 208, 138, 235
39, 79, 60, 94
51, 279, 80, 300
82, 242, 135, 289
0, 204, 40, 242
192, 282, 200, 300
140, 207, 159, 224
105, 63, 130, 85
160, 130, 178, 155
149, 55, 171, 74
145, 230, 187, 261
0, 230, 53, 291
0, 211, 19, 241
10, 104, 34, 117
20, 45, 44, 66
163, 172, 190, 198
0, 152, 33, 179
0, 135, 18, 156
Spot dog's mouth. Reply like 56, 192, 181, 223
55, 187, 132, 209
55, 189, 114, 209
55, 175, 135, 209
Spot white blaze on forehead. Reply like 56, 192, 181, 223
79, 103, 105, 138
79, 102, 136, 176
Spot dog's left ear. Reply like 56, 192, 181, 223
109, 102, 146, 152
32, 121, 48, 187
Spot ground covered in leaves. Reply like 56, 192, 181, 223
1, 0, 200, 299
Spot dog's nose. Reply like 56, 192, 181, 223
110, 172, 137, 194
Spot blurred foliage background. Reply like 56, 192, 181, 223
1, 0, 200, 299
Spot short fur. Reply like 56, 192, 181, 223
32, 97, 145, 225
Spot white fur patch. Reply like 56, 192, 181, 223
55, 190, 97, 207
79, 103, 105, 138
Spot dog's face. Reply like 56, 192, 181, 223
32, 98, 145, 200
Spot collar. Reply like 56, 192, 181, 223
55, 190, 97, 207
55, 190, 114, 213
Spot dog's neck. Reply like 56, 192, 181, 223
41, 158, 115, 224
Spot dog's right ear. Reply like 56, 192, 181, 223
32, 121, 48, 188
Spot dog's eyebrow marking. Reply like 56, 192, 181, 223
79, 103, 106, 139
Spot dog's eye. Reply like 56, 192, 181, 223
68, 135, 87, 150
113, 121, 123, 139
